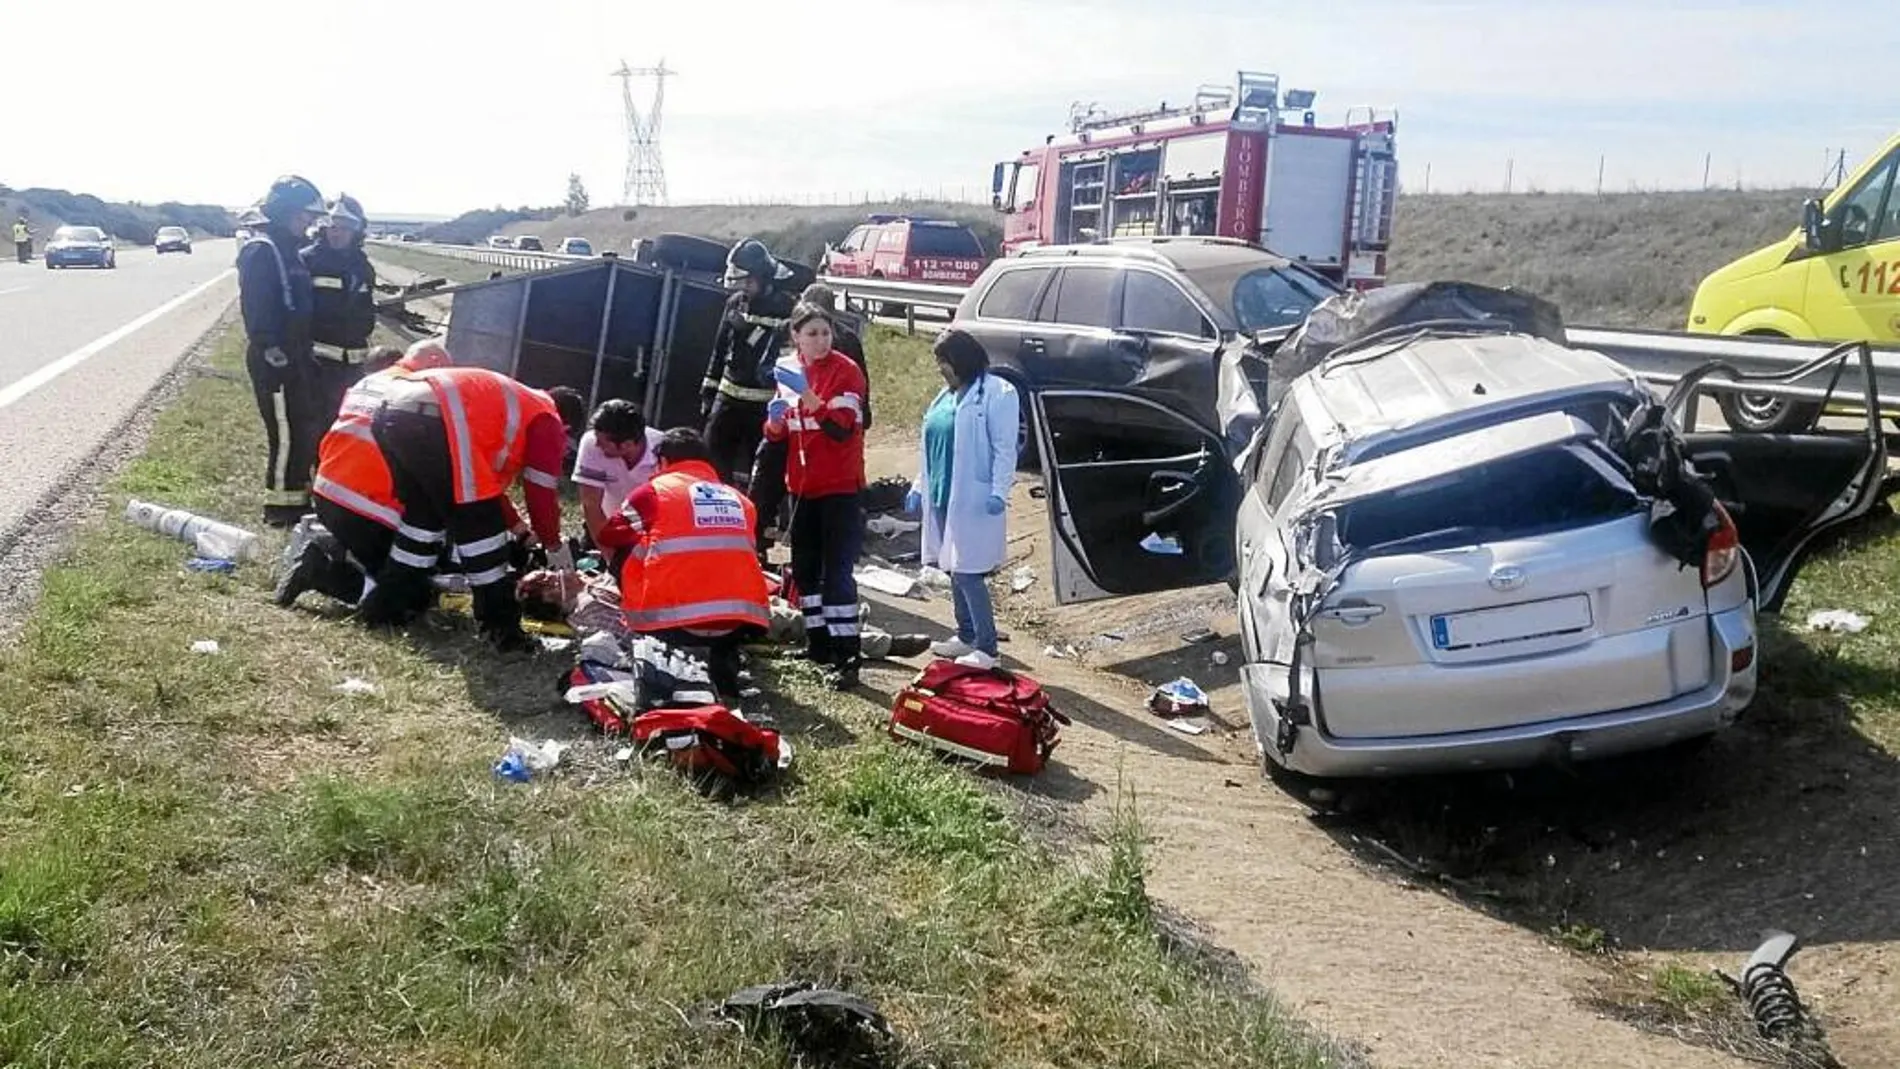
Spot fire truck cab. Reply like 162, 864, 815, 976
991, 71, 1398, 288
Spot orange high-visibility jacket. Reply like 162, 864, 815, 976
411, 367, 559, 504
619, 460, 770, 632
312, 369, 411, 528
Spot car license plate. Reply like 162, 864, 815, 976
1430, 595, 1593, 651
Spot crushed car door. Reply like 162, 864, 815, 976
1031, 388, 1240, 604
1669, 341, 1887, 611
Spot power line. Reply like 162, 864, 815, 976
612, 59, 675, 206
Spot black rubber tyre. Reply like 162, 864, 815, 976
1714, 331, 1821, 433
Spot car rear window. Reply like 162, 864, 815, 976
1336, 446, 1639, 554
976, 268, 1048, 320
906, 225, 983, 258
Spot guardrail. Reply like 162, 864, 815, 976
371, 243, 1900, 412
368, 237, 589, 273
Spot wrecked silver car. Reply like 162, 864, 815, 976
1026, 283, 1887, 777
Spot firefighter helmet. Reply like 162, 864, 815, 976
326, 193, 366, 234
723, 238, 791, 287
261, 175, 326, 224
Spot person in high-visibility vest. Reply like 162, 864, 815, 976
313, 362, 586, 648
594, 427, 770, 697
276, 337, 451, 613
12, 215, 33, 264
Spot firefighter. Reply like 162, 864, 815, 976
700, 238, 797, 489
342, 364, 586, 650
239, 175, 328, 528
12, 214, 31, 264
748, 282, 871, 558
593, 427, 771, 698
302, 193, 378, 422
276, 338, 452, 614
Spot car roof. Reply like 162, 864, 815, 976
1016, 237, 1293, 273
1298, 331, 1648, 457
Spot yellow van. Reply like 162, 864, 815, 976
1688, 132, 1900, 431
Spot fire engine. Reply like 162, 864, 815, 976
990, 71, 1398, 288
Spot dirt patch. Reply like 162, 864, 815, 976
858, 438, 1900, 1067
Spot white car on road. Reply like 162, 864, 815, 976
1025, 291, 1886, 778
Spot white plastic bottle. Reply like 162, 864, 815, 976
124, 500, 261, 562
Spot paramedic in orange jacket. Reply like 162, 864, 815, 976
303, 357, 585, 648
278, 338, 452, 611
594, 427, 770, 697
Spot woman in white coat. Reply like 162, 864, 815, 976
906, 330, 1020, 669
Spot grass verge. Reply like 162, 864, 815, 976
368, 244, 516, 285
0, 323, 1356, 1067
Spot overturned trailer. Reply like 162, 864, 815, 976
389, 252, 853, 432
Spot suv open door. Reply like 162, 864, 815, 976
1030, 388, 1239, 603
1668, 341, 1888, 611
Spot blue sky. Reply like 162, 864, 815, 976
5, 0, 1894, 213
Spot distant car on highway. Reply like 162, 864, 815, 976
515, 235, 546, 252
823, 214, 988, 285
154, 226, 192, 255
44, 226, 116, 270
399, 233, 419, 243
558, 237, 593, 256
487, 236, 515, 249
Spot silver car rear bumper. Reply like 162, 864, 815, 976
1248, 604, 1758, 778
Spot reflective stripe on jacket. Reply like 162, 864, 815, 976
619, 460, 770, 632
412, 367, 559, 504
313, 370, 409, 528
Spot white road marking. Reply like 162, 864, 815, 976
0, 286, 30, 297
0, 269, 235, 411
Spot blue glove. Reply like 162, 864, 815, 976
904, 489, 923, 515
767, 398, 791, 422
773, 365, 808, 394
985, 495, 1006, 516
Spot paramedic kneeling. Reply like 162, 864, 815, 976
594, 428, 771, 698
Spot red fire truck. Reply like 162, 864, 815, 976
990, 71, 1399, 288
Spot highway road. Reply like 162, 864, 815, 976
0, 240, 239, 553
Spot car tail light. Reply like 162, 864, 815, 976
1703, 501, 1740, 588
1731, 645, 1755, 673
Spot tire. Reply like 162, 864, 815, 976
1715, 330, 1821, 433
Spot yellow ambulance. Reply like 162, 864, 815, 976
1688, 132, 1900, 431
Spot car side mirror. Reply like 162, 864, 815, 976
1801, 198, 1834, 253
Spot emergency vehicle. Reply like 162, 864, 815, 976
990, 71, 1398, 288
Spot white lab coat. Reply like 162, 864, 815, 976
916, 372, 1021, 575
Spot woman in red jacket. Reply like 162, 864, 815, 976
763, 303, 868, 688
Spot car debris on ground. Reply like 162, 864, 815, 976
1806, 609, 1870, 634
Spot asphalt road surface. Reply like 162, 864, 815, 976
0, 240, 238, 548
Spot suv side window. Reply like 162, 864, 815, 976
1837, 152, 1898, 248
1122, 271, 1211, 337
976, 268, 1049, 321
1257, 400, 1312, 513
1046, 266, 1119, 327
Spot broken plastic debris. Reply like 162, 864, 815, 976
1806, 609, 1869, 634
538, 636, 575, 654
1165, 718, 1210, 736
1010, 566, 1036, 593
494, 736, 567, 783
613, 746, 635, 763
854, 565, 919, 597
916, 566, 953, 590
333, 678, 379, 696
185, 556, 237, 575
1139, 532, 1184, 555
189, 639, 220, 655
1211, 651, 1232, 666
864, 514, 920, 538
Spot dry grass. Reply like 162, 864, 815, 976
1388, 189, 1810, 327
0, 325, 1359, 1067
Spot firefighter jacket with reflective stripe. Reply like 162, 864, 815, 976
312, 370, 410, 528
301, 240, 377, 353
237, 227, 315, 352
608, 460, 770, 633
700, 287, 796, 404
411, 366, 564, 506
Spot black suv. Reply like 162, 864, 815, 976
949, 237, 1341, 463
